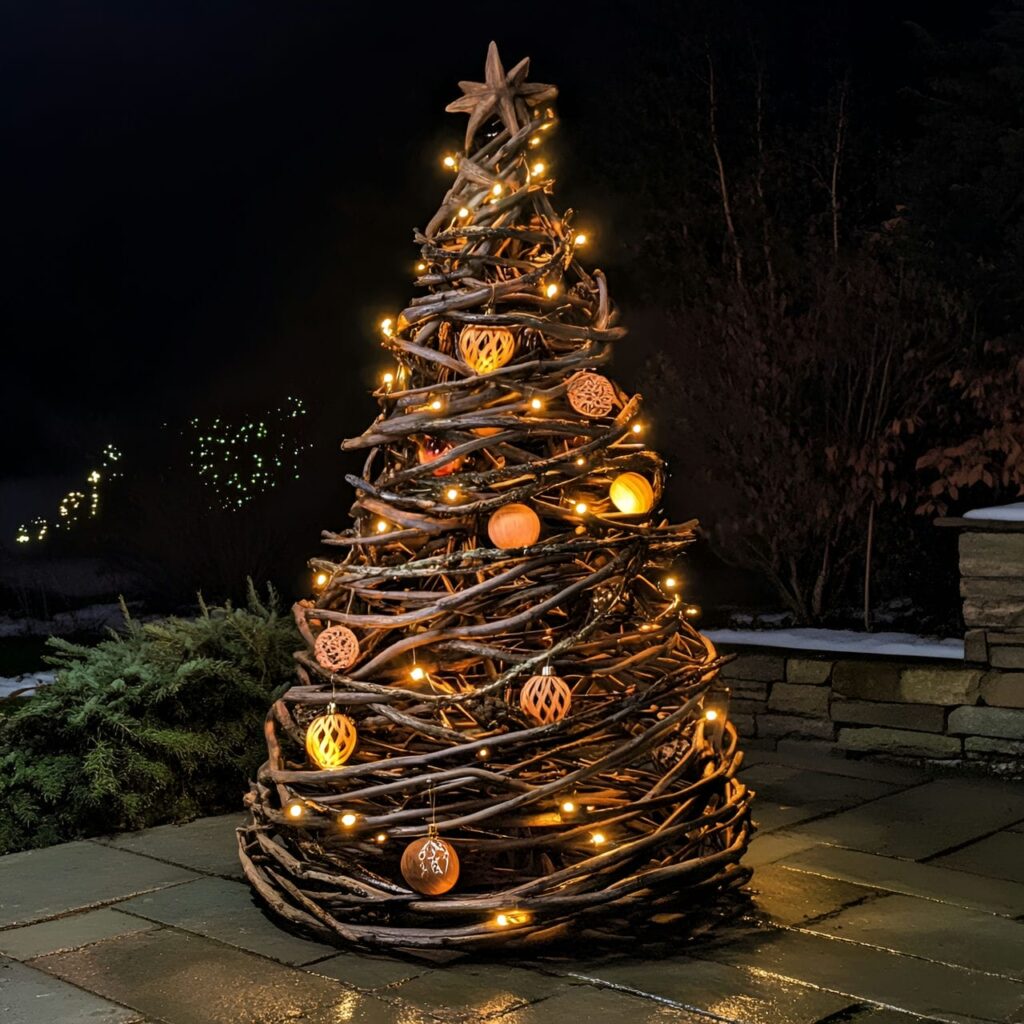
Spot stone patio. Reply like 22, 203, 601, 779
2, 751, 1023, 1024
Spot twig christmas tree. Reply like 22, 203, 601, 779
239, 42, 753, 951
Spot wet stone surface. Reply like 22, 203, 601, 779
3, 752, 1024, 1023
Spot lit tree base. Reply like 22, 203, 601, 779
238, 711, 753, 952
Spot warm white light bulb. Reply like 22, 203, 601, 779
632, 423, 643, 434
380, 317, 393, 337
574, 233, 587, 246
340, 812, 357, 827
561, 800, 576, 814
575, 502, 588, 515
443, 154, 457, 169
545, 283, 559, 299
430, 398, 443, 411
491, 182, 503, 197
409, 665, 426, 682
591, 832, 606, 846
530, 397, 543, 410
664, 576, 677, 589
705, 709, 719, 722
532, 161, 545, 176
375, 520, 389, 533
446, 487, 460, 501
457, 206, 470, 218
314, 572, 328, 588
382, 371, 394, 385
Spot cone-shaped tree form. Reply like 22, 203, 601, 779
239, 42, 753, 951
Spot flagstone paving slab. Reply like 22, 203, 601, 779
806, 892, 1024, 980
95, 813, 246, 879
698, 925, 1024, 1023
787, 778, 1024, 859
1, 955, 142, 1024
932, 830, 1024, 884
0, 842, 196, 928
490, 984, 715, 1023
0, 908, 156, 961
742, 762, 901, 809
742, 749, 931, 786
29, 927, 429, 1024
780, 845, 1024, 916
566, 955, 856, 1023
749, 863, 881, 925
388, 963, 571, 1020
114, 875, 335, 966
306, 951, 430, 990
743, 831, 823, 867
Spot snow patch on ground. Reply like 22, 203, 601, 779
705, 627, 964, 660
964, 501, 1024, 522
0, 671, 55, 700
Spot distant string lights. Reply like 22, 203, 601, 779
16, 445, 123, 545
14, 397, 313, 545
186, 395, 311, 511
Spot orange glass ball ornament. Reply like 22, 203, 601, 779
314, 625, 360, 672
487, 503, 541, 549
418, 436, 463, 477
520, 665, 573, 725
457, 325, 516, 374
609, 472, 655, 515
400, 834, 460, 895
305, 702, 358, 769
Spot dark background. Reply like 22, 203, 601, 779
0, 0, 1000, 617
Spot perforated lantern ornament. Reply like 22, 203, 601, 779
457, 325, 516, 374
305, 702, 358, 769
609, 472, 655, 515
520, 665, 573, 725
487, 503, 541, 549
400, 829, 460, 895
566, 371, 616, 418
313, 624, 360, 672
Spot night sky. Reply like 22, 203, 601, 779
0, 0, 988, 543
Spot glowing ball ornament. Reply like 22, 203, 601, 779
457, 325, 516, 374
487, 503, 541, 549
609, 472, 655, 515
566, 371, 616, 418
305, 703, 358, 769
314, 625, 360, 672
400, 833, 460, 895
418, 436, 464, 477
519, 665, 572, 725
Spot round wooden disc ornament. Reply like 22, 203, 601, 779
457, 325, 516, 375
520, 665, 573, 725
487, 503, 541, 549
314, 624, 360, 672
400, 832, 460, 895
418, 436, 464, 477
566, 371, 616, 418
305, 702, 358, 769
609, 472, 655, 515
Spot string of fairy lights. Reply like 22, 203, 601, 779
185, 395, 310, 511
15, 445, 123, 545
14, 397, 312, 545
